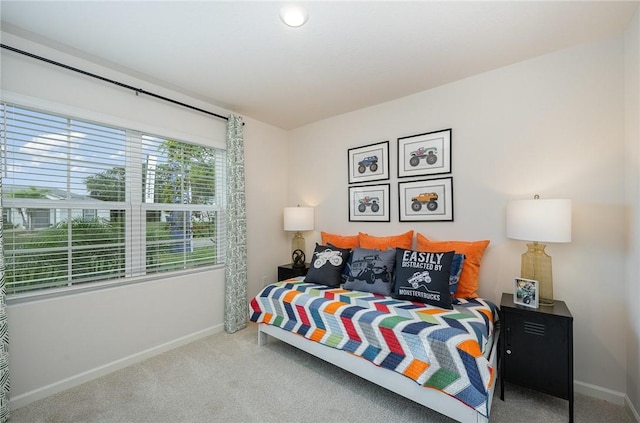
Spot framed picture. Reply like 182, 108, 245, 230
513, 277, 539, 308
398, 177, 453, 222
397, 129, 451, 178
348, 183, 390, 222
348, 141, 390, 184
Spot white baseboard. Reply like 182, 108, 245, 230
574, 381, 639, 422
575, 380, 626, 405
626, 394, 640, 423
9, 324, 224, 410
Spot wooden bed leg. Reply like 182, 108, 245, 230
257, 327, 268, 346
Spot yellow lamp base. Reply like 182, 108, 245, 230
521, 242, 554, 306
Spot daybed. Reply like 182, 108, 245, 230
249, 231, 499, 423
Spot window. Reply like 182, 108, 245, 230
1, 103, 226, 296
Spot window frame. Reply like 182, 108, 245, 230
1, 100, 227, 301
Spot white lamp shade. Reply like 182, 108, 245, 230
284, 207, 314, 232
506, 198, 572, 243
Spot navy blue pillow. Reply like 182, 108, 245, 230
305, 243, 351, 287
449, 254, 466, 297
393, 248, 454, 309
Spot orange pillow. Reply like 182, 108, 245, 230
321, 231, 360, 249
359, 230, 414, 250
416, 233, 490, 299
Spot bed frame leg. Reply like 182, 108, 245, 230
257, 327, 268, 346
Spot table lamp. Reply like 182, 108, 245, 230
506, 195, 572, 306
284, 206, 314, 268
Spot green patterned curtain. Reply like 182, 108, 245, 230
224, 114, 248, 333
0, 177, 9, 422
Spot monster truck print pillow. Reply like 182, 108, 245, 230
343, 247, 396, 296
392, 248, 455, 309
305, 243, 351, 287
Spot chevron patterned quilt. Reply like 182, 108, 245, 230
249, 278, 499, 417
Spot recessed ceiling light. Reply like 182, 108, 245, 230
280, 5, 309, 28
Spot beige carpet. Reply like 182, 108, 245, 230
10, 323, 635, 423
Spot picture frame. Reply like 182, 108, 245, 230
513, 277, 539, 308
398, 177, 453, 222
348, 141, 390, 184
397, 129, 451, 178
348, 183, 390, 222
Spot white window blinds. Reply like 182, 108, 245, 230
1, 102, 226, 296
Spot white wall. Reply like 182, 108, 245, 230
1, 32, 290, 407
289, 35, 631, 402
243, 120, 291, 297
625, 7, 640, 416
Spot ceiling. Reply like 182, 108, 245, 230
1, 1, 638, 130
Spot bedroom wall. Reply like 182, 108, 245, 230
625, 7, 640, 417
1, 32, 290, 408
287, 35, 630, 403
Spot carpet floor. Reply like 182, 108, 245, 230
10, 323, 635, 422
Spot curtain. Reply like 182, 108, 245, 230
0, 177, 9, 422
224, 114, 248, 334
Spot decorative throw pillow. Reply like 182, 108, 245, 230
416, 233, 490, 299
321, 231, 360, 249
358, 230, 414, 250
327, 243, 354, 284
449, 253, 466, 297
304, 243, 351, 287
343, 247, 396, 296
392, 248, 454, 309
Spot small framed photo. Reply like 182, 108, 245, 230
513, 277, 539, 308
397, 129, 451, 178
348, 183, 390, 222
348, 141, 390, 184
398, 177, 453, 222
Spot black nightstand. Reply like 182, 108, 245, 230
500, 292, 574, 422
277, 263, 310, 281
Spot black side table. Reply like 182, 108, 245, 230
500, 292, 574, 422
277, 263, 309, 281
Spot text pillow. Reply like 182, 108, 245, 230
393, 248, 454, 309
305, 243, 351, 287
344, 247, 396, 296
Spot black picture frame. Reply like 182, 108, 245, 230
397, 129, 451, 178
348, 141, 390, 184
348, 183, 390, 222
398, 177, 454, 222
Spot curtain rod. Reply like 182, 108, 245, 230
1, 43, 230, 123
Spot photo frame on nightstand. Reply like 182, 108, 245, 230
513, 277, 539, 308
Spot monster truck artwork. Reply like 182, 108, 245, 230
409, 147, 437, 167
411, 192, 438, 212
358, 196, 380, 213
348, 254, 392, 284
407, 271, 432, 289
357, 156, 379, 174
313, 248, 344, 268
